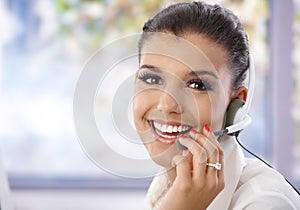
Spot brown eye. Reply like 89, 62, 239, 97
138, 73, 163, 85
145, 76, 161, 84
187, 79, 212, 91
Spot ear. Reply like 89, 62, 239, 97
233, 86, 248, 102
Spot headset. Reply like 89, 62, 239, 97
213, 54, 255, 137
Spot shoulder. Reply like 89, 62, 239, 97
229, 158, 300, 210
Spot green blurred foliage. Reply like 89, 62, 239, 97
51, 0, 270, 69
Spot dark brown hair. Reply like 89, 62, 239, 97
138, 1, 249, 91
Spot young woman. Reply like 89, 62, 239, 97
133, 1, 300, 209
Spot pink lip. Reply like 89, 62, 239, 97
148, 120, 183, 144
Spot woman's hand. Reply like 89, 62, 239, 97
158, 125, 225, 210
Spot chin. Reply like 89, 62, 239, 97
145, 141, 180, 167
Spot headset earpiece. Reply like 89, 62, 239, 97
224, 99, 245, 136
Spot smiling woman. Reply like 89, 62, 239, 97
132, 1, 300, 210
134, 33, 230, 168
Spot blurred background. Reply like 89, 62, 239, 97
0, 0, 299, 209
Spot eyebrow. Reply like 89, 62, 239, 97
139, 64, 219, 79
188, 70, 219, 79
139, 64, 161, 73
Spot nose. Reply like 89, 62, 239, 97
156, 90, 183, 114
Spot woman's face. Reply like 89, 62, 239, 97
133, 33, 234, 167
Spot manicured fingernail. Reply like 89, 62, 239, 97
180, 135, 187, 138
204, 124, 211, 132
190, 129, 197, 134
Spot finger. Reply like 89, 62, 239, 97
178, 136, 208, 164
201, 125, 220, 174
172, 155, 192, 183
189, 126, 224, 190
207, 144, 225, 190
184, 132, 209, 179
190, 126, 219, 152
189, 129, 218, 164
202, 124, 218, 145
178, 136, 207, 179
217, 145, 225, 182
189, 127, 219, 178
205, 142, 219, 174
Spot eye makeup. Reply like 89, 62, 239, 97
186, 78, 213, 91
137, 64, 217, 93
137, 71, 163, 85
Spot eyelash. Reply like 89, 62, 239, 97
187, 79, 213, 91
137, 72, 163, 85
137, 72, 212, 91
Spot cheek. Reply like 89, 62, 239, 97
132, 91, 152, 130
209, 93, 230, 130
132, 96, 144, 130
132, 92, 153, 150
195, 98, 213, 125
194, 93, 228, 130
210, 103, 227, 130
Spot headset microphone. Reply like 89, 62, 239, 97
213, 115, 252, 136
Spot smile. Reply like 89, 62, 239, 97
149, 120, 192, 144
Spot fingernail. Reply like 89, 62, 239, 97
190, 129, 197, 134
180, 135, 187, 138
204, 124, 211, 132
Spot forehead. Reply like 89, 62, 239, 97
140, 32, 229, 74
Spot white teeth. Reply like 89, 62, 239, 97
152, 121, 191, 134
167, 125, 173, 133
172, 126, 178, 132
177, 126, 182, 132
154, 121, 160, 130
